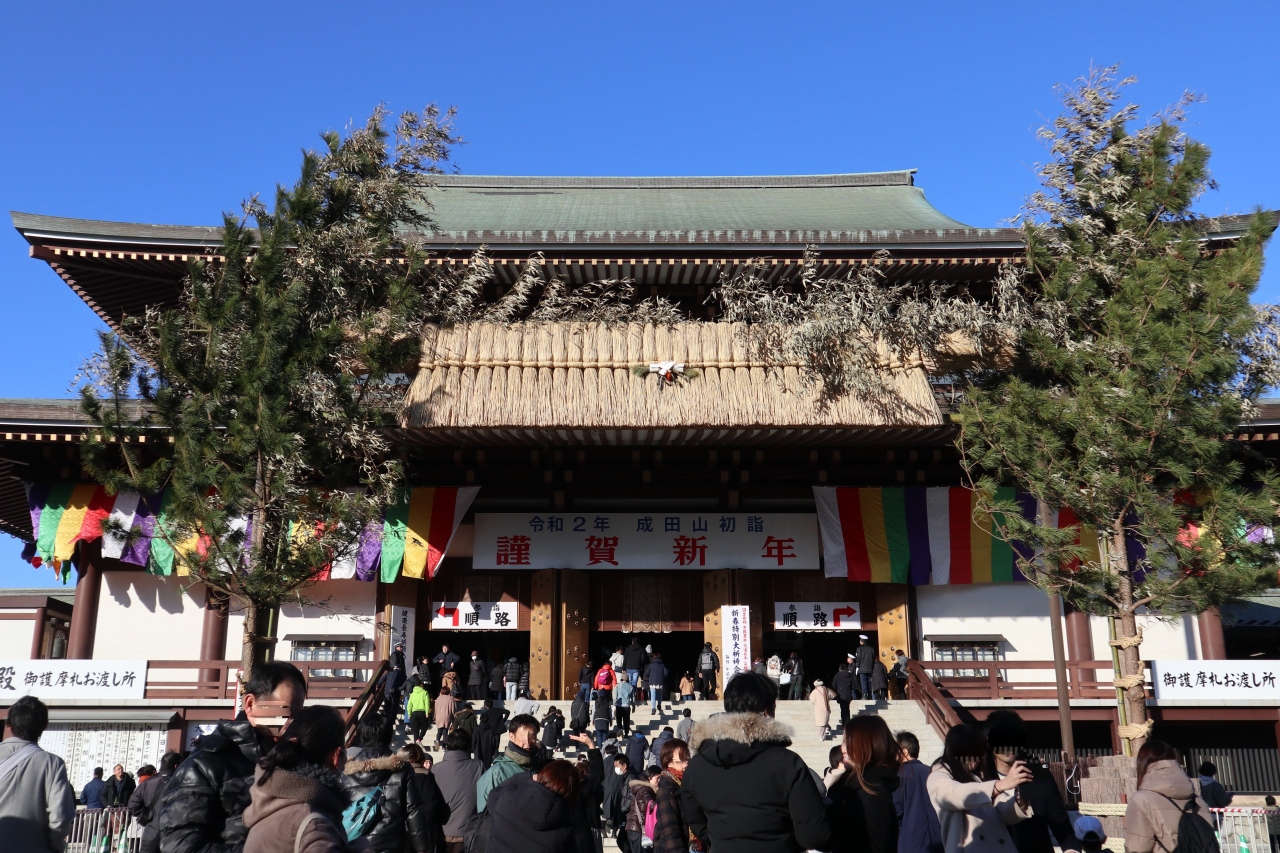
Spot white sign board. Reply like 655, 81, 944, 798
774, 601, 861, 631
390, 605, 415, 668
473, 513, 819, 570
431, 601, 519, 631
1150, 660, 1280, 701
721, 605, 752, 682
0, 660, 147, 700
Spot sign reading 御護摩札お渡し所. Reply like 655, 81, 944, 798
0, 660, 147, 700
472, 513, 819, 570
774, 602, 861, 631
1150, 660, 1280, 701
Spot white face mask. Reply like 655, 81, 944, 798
615, 767, 627, 776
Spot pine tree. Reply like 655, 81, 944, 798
78, 106, 459, 680
955, 68, 1280, 750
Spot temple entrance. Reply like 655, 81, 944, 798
413, 629, 530, 698
587, 630, 708, 698
761, 629, 874, 696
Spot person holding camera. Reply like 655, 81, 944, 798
984, 711, 1080, 853
927, 724, 1033, 853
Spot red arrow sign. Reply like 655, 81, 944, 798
832, 606, 858, 628
436, 604, 459, 627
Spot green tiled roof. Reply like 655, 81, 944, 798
414, 171, 977, 244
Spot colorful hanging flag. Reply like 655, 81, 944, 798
102, 491, 141, 559
403, 487, 479, 580
148, 489, 178, 576
816, 486, 1037, 584
380, 498, 409, 583
354, 519, 383, 582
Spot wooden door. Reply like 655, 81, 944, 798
559, 569, 590, 700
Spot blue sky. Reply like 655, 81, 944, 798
1, 1, 1278, 587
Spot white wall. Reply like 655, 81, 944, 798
0, 612, 36, 658
1087, 609, 1199, 663
223, 578, 379, 663
95, 574, 206, 661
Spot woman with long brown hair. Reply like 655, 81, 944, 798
485, 758, 583, 853
826, 715, 902, 853
927, 723, 1033, 853
1124, 740, 1214, 853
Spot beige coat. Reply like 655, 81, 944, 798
926, 763, 1031, 853
810, 685, 836, 726
243, 765, 369, 853
1124, 760, 1214, 853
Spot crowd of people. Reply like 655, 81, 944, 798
0, 646, 1231, 853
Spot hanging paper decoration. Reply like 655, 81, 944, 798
24, 482, 479, 582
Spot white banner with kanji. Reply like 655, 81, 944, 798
721, 605, 752, 681
774, 601, 861, 631
0, 660, 147, 699
472, 513, 819, 570
430, 601, 519, 631
1150, 660, 1280, 701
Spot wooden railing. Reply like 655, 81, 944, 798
343, 659, 390, 747
142, 659, 384, 704
918, 660, 1132, 701
907, 658, 963, 741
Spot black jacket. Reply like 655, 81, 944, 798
577, 664, 594, 685
541, 712, 565, 750
504, 658, 522, 684
474, 718, 499, 766
468, 658, 486, 686
826, 764, 901, 853
157, 718, 271, 853
855, 644, 876, 674
646, 659, 668, 692
432, 650, 460, 674
103, 773, 137, 808
786, 657, 805, 679
342, 746, 434, 853
489, 664, 505, 693
411, 767, 452, 851
485, 773, 584, 853
129, 772, 171, 853
832, 670, 856, 701
1008, 760, 1080, 853
623, 643, 647, 671
680, 712, 830, 853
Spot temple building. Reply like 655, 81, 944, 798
3, 172, 1278, 785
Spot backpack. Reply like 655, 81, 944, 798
1156, 794, 1218, 853
341, 786, 384, 842
571, 698, 589, 731
596, 668, 613, 688
642, 800, 659, 846
699, 651, 714, 670
464, 809, 492, 853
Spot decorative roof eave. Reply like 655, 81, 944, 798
403, 226, 1025, 249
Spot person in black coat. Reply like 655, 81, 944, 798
855, 636, 877, 699
985, 710, 1080, 853
542, 707, 566, 752
102, 764, 137, 808
467, 652, 487, 701
680, 672, 830, 853
486, 756, 595, 853
785, 652, 806, 701
832, 664, 855, 730
826, 716, 901, 853
474, 712, 499, 767
401, 743, 452, 852
156, 661, 308, 853
342, 714, 435, 852
602, 754, 638, 835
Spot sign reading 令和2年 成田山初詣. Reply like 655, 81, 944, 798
1150, 660, 1280, 701
472, 513, 819, 570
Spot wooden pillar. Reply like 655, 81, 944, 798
200, 589, 230, 685
1064, 601, 1094, 660
702, 569, 731, 664
558, 569, 589, 701
529, 570, 555, 701
29, 607, 46, 660
66, 541, 102, 660
876, 584, 910, 667
1198, 608, 1227, 660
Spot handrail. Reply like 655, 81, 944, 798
916, 660, 1143, 702
343, 659, 389, 747
907, 658, 963, 740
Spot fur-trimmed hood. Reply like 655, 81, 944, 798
244, 762, 350, 830
344, 750, 408, 776
688, 712, 794, 770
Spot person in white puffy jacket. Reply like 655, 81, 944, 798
927, 724, 1033, 853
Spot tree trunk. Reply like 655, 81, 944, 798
240, 599, 258, 686
1111, 519, 1149, 752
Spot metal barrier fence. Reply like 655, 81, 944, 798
1211, 808, 1280, 853
1185, 749, 1280, 796
66, 807, 143, 852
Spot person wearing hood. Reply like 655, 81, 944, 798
1124, 741, 1215, 853
542, 707, 566, 752
243, 705, 362, 853
504, 656, 523, 703
648, 727, 675, 769
341, 713, 435, 853
476, 714, 543, 811
614, 680, 635, 734
452, 703, 478, 739
679, 672, 830, 853
407, 682, 432, 744
984, 710, 1079, 853
158, 661, 308, 853
826, 716, 901, 853
1197, 761, 1233, 808
625, 730, 649, 773
810, 679, 837, 741
473, 710, 499, 768
484, 758, 584, 853
927, 724, 1033, 853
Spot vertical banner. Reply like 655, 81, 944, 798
390, 605, 415, 669
720, 605, 751, 683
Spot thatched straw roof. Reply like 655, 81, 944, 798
400, 323, 943, 443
